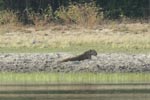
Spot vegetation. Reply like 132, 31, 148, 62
55, 2, 101, 27
0, 0, 148, 89
0, 2, 101, 27
0, 1, 149, 86
0, 10, 18, 25
1, 0, 149, 18
0, 23, 149, 53
0, 72, 150, 84
0, 0, 149, 25
0, 0, 149, 53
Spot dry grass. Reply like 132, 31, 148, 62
55, 2, 102, 28
112, 23, 150, 34
0, 22, 150, 53
0, 3, 101, 28
0, 10, 18, 25
0, 19, 150, 52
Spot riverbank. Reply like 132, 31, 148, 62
0, 53, 150, 73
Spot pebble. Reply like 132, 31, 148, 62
0, 53, 150, 73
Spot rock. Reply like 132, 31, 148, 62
0, 53, 150, 73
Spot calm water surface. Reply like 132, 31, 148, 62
0, 84, 150, 100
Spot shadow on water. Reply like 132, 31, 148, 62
0, 84, 150, 100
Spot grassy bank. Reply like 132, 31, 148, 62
0, 23, 150, 53
0, 73, 150, 84
0, 2, 149, 53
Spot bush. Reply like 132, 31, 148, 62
33, 5, 54, 25
17, 5, 54, 26
55, 2, 103, 27
0, 10, 18, 25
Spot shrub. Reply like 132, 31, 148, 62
55, 2, 103, 28
15, 6, 53, 26
33, 5, 54, 26
0, 10, 18, 25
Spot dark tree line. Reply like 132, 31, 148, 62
0, 0, 149, 19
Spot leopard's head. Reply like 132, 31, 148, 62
84, 49, 97, 56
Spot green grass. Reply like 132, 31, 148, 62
0, 44, 150, 54
0, 72, 150, 84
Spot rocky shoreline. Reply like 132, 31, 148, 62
0, 53, 150, 73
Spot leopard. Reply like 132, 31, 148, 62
59, 49, 97, 62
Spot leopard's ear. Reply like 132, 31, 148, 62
89, 49, 93, 51
90, 49, 95, 52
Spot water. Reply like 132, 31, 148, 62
0, 84, 150, 100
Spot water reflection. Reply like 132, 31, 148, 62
0, 84, 150, 100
